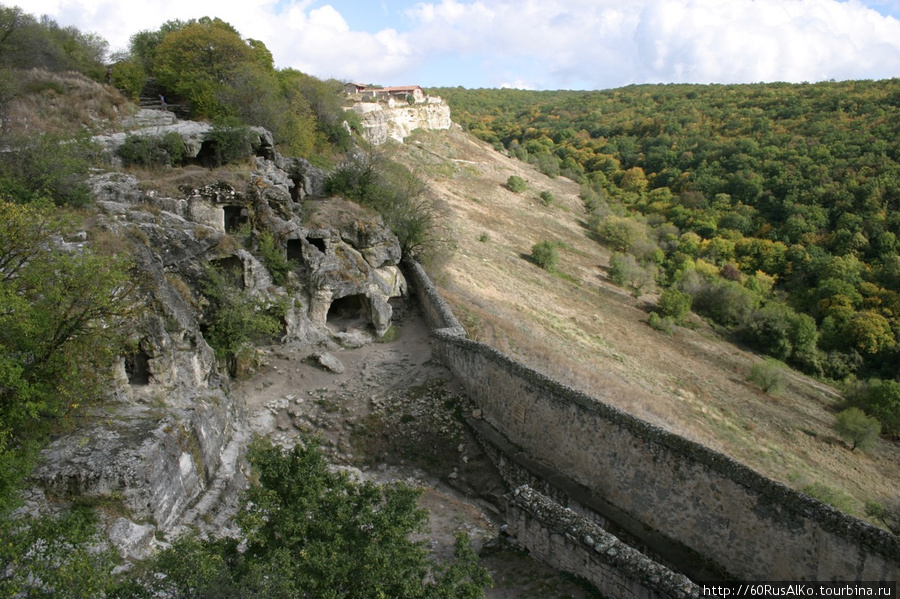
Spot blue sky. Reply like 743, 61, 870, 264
21, 0, 900, 90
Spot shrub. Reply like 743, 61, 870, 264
204, 117, 254, 167
833, 407, 880, 451
648, 312, 675, 334
257, 231, 294, 287
747, 359, 786, 394
506, 175, 526, 193
609, 253, 657, 298
530, 241, 559, 271
539, 190, 554, 206
865, 497, 900, 534
150, 436, 491, 598
117, 132, 186, 168
656, 288, 692, 323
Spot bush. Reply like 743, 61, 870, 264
747, 359, 786, 394
530, 241, 559, 271
117, 132, 186, 168
150, 436, 491, 598
257, 231, 294, 287
648, 312, 675, 334
506, 175, 526, 193
834, 407, 880, 451
656, 288, 692, 323
845, 378, 900, 438
0, 131, 98, 206
539, 190, 554, 206
865, 497, 900, 534
203, 118, 254, 167
609, 253, 657, 297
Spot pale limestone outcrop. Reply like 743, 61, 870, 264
349, 98, 452, 145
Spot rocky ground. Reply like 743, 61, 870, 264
234, 297, 601, 599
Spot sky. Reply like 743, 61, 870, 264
18, 0, 900, 90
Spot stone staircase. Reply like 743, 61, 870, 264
138, 78, 190, 119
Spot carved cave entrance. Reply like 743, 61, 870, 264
125, 350, 151, 385
327, 294, 370, 332
211, 255, 244, 289
223, 205, 248, 234
286, 239, 304, 263
306, 236, 326, 254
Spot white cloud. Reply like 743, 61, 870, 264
23, 0, 900, 88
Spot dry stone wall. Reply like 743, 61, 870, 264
404, 260, 900, 582
507, 486, 699, 599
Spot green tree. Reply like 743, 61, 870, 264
656, 287, 692, 323
530, 241, 559, 271
0, 201, 135, 441
609, 253, 657, 297
153, 18, 256, 118
834, 407, 880, 451
154, 437, 491, 598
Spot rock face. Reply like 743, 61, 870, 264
31, 122, 407, 558
349, 97, 452, 145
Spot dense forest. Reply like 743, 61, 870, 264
431, 82, 900, 438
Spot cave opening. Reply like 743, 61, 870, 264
125, 350, 151, 386
286, 238, 304, 263
222, 205, 248, 234
306, 236, 327, 254
211, 255, 244, 289
326, 294, 369, 332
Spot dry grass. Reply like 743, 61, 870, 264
394, 127, 900, 525
3, 68, 133, 136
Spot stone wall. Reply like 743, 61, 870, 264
507, 486, 699, 599
403, 261, 900, 582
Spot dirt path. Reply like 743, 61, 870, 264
233, 300, 601, 599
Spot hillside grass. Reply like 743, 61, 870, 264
394, 127, 900, 526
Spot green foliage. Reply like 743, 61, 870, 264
506, 175, 526, 193
800, 482, 855, 512
204, 118, 254, 167
325, 152, 444, 261
747, 359, 786, 394
117, 132, 186, 168
0, 202, 135, 442
0, 130, 98, 206
739, 302, 819, 368
433, 81, 900, 378
200, 265, 282, 367
0, 506, 120, 598
647, 312, 675, 334
539, 190, 554, 206
833, 407, 880, 451
152, 18, 255, 119
608, 253, 657, 297
865, 497, 900, 535
109, 58, 145, 100
530, 241, 559, 271
0, 5, 107, 78
153, 436, 491, 598
845, 379, 900, 438
257, 231, 295, 287
656, 288, 692, 323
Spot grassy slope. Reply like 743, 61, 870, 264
393, 126, 900, 524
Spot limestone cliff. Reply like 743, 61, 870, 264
348, 97, 452, 145
30, 120, 407, 559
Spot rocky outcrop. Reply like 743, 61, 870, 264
349, 98, 452, 145
31, 130, 407, 559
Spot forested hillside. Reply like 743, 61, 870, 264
432, 82, 900, 438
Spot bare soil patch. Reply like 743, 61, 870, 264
234, 302, 600, 598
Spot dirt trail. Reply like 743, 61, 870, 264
233, 301, 600, 599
